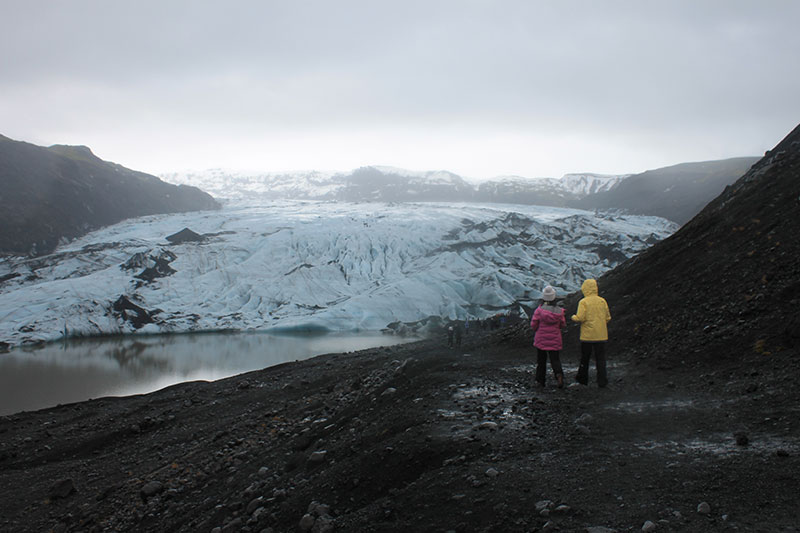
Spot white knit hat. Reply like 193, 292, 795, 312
542, 285, 556, 301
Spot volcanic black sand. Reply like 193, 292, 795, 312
2, 124, 800, 532
0, 322, 798, 533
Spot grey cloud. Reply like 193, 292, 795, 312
2, 0, 799, 176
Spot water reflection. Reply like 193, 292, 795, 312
0, 332, 412, 415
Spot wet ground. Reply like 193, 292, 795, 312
1, 324, 797, 532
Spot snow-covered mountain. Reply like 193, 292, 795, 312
475, 173, 627, 206
160, 167, 627, 205
559, 173, 630, 195
0, 200, 676, 349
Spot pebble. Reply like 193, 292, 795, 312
642, 520, 657, 532
308, 450, 328, 464
479, 421, 499, 431
221, 517, 243, 532
49, 479, 76, 500
140, 481, 164, 500
485, 467, 500, 478
298, 513, 316, 531
381, 387, 397, 396
697, 501, 711, 515
308, 501, 331, 516
246, 496, 263, 515
535, 500, 553, 512
315, 515, 335, 533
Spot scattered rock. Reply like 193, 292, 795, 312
112, 295, 159, 329
298, 513, 316, 531
535, 500, 553, 512
221, 517, 243, 532
485, 467, 500, 478
246, 496, 263, 515
49, 479, 76, 500
140, 481, 164, 501
642, 520, 657, 532
697, 501, 711, 515
166, 227, 205, 244
308, 450, 328, 464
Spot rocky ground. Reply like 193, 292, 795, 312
0, 319, 798, 533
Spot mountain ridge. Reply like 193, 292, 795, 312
0, 135, 220, 256
162, 157, 756, 224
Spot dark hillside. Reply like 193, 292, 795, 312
576, 157, 759, 224
0, 135, 219, 256
591, 124, 800, 361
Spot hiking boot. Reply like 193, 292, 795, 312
556, 374, 564, 389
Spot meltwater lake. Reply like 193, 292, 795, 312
0, 332, 414, 416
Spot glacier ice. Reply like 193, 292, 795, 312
0, 200, 677, 348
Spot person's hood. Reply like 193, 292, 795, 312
581, 279, 598, 297
539, 303, 562, 314
537, 305, 564, 323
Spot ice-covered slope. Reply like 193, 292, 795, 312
0, 201, 676, 348
160, 169, 342, 201
160, 167, 627, 204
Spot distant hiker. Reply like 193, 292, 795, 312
571, 278, 612, 387
464, 318, 470, 336
530, 285, 566, 388
447, 325, 454, 348
454, 322, 463, 346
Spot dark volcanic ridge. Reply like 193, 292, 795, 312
0, 135, 220, 256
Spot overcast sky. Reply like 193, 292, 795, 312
2, 1, 799, 180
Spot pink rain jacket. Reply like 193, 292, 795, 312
530, 304, 566, 351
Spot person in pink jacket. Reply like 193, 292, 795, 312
530, 285, 566, 388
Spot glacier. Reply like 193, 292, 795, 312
0, 200, 677, 348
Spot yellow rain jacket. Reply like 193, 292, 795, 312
571, 279, 611, 341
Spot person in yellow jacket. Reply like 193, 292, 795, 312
571, 278, 611, 387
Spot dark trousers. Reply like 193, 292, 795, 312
576, 342, 608, 387
536, 349, 564, 385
